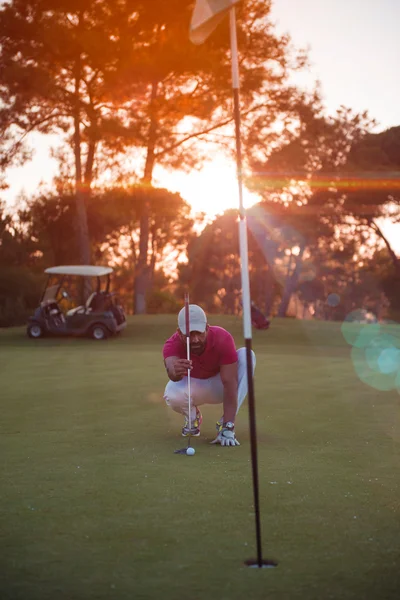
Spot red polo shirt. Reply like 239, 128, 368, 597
163, 326, 238, 379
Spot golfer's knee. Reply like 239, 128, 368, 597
237, 347, 256, 371
166, 396, 187, 412
164, 383, 187, 412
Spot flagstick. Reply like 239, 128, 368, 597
229, 7, 277, 570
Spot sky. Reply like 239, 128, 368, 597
2, 0, 400, 250
271, 0, 400, 131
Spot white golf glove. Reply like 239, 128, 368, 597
211, 422, 240, 447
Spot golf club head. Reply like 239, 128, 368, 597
174, 448, 188, 454
174, 438, 193, 455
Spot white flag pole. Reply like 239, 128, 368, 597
229, 7, 252, 339
229, 7, 277, 570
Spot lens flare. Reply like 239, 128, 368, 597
351, 346, 399, 392
341, 310, 379, 348
365, 336, 400, 375
396, 369, 400, 395
326, 293, 340, 307
343, 311, 400, 392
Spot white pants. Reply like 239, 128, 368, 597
163, 347, 256, 421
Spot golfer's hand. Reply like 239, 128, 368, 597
172, 359, 192, 379
211, 427, 240, 447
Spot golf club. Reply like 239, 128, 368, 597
174, 293, 194, 455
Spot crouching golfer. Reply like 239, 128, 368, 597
163, 304, 256, 447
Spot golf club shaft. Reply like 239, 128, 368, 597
186, 336, 191, 431
184, 294, 191, 433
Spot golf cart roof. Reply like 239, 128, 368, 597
45, 265, 114, 277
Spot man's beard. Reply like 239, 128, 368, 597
190, 342, 206, 355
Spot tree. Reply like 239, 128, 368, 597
247, 103, 375, 316
294, 239, 390, 322
367, 250, 400, 320
1, 0, 314, 313
0, 0, 152, 263
177, 209, 278, 314
0, 201, 44, 325
95, 185, 194, 312
19, 185, 194, 312
129, 0, 312, 313
342, 126, 400, 275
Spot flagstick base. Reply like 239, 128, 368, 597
244, 558, 278, 569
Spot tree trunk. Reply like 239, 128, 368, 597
134, 81, 158, 314
134, 193, 151, 315
73, 26, 91, 268
277, 245, 306, 317
371, 220, 400, 277
84, 139, 96, 188
264, 267, 275, 316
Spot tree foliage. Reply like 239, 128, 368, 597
2, 1, 397, 321
0, 0, 314, 312
0, 202, 45, 325
342, 126, 400, 275
15, 185, 193, 312
246, 102, 398, 316
177, 209, 280, 315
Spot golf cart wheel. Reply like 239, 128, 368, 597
27, 323, 44, 339
90, 324, 109, 341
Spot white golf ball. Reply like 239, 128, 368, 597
186, 447, 195, 456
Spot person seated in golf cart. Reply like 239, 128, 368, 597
27, 265, 126, 340
162, 304, 256, 447
42, 298, 66, 328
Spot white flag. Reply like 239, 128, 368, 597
189, 0, 240, 45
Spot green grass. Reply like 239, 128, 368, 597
0, 315, 399, 600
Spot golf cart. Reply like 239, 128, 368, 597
27, 265, 127, 340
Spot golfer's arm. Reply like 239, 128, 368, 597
164, 357, 183, 382
220, 363, 238, 423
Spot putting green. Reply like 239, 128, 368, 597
0, 315, 399, 599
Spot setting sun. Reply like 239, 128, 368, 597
155, 156, 259, 218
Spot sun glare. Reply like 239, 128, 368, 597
155, 156, 259, 218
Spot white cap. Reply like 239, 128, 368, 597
178, 304, 207, 335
